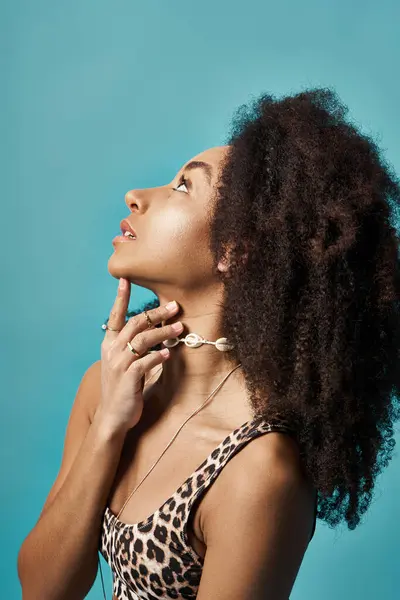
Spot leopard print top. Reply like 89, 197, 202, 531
98, 416, 317, 600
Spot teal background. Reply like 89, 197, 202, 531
2, 0, 399, 598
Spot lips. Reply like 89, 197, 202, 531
112, 235, 136, 246
120, 219, 137, 237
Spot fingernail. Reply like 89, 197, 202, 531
166, 301, 178, 311
119, 278, 126, 290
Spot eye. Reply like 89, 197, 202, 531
173, 174, 189, 193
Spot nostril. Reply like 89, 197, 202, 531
125, 190, 142, 212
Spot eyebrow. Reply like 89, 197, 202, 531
182, 160, 213, 185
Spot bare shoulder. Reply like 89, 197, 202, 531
81, 359, 102, 423
217, 428, 311, 490
35, 359, 102, 520
201, 429, 315, 539
196, 431, 316, 598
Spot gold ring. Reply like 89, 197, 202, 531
144, 310, 153, 329
127, 341, 142, 356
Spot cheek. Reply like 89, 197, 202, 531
152, 208, 209, 253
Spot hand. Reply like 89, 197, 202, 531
97, 278, 182, 435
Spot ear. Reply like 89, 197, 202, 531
217, 242, 249, 272
217, 257, 230, 272
217, 241, 234, 273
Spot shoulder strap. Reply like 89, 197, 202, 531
184, 417, 296, 503
178, 417, 299, 552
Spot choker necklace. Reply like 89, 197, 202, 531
102, 322, 234, 352
162, 332, 234, 351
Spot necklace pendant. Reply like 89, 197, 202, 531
184, 333, 204, 348
161, 333, 234, 351
215, 337, 234, 351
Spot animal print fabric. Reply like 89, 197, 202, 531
99, 416, 316, 599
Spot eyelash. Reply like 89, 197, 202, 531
173, 174, 189, 193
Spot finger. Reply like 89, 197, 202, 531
127, 346, 170, 378
112, 300, 180, 352
119, 320, 183, 370
104, 278, 131, 342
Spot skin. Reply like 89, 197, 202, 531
107, 145, 253, 428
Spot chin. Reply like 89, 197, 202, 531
107, 253, 133, 281
107, 252, 173, 293
107, 254, 153, 289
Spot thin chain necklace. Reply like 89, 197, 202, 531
99, 361, 243, 600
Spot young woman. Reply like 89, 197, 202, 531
18, 88, 400, 600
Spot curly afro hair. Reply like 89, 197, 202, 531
208, 87, 400, 533
108, 87, 400, 534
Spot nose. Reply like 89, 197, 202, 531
125, 189, 142, 212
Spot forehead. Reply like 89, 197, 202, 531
183, 145, 230, 171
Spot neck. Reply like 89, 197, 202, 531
148, 287, 247, 422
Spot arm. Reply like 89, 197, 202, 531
197, 433, 316, 600
17, 360, 127, 600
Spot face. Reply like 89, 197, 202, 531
108, 146, 231, 293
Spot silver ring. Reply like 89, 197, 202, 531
101, 324, 121, 332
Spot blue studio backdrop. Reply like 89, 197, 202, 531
1, 0, 399, 598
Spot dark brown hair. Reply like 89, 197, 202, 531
209, 87, 400, 532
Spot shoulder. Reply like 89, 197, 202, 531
196, 428, 317, 599
79, 359, 102, 423
201, 426, 315, 541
